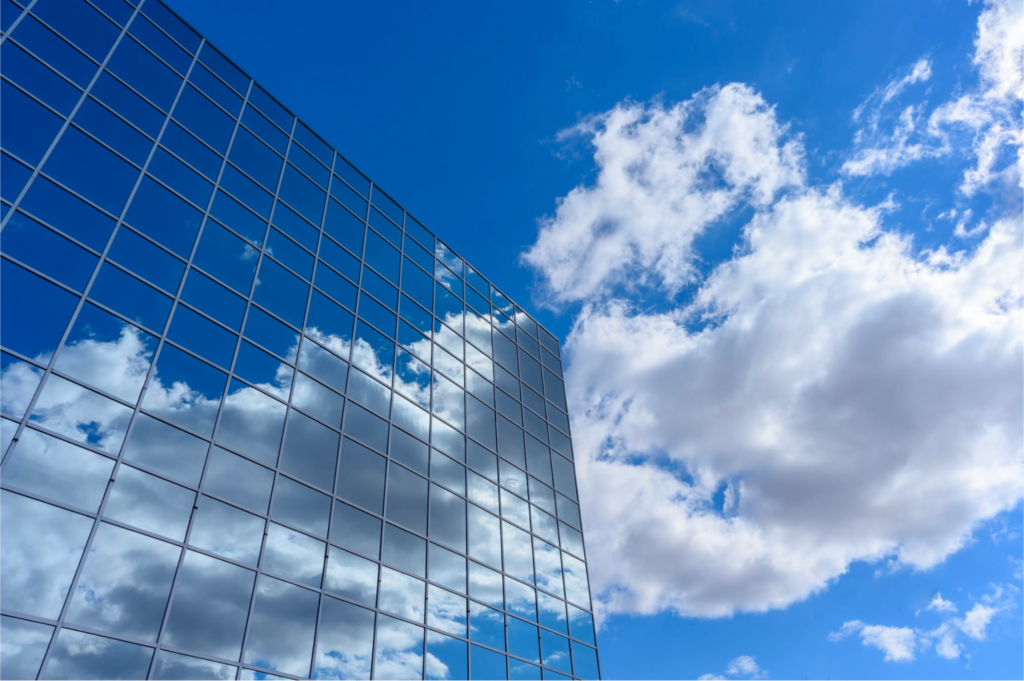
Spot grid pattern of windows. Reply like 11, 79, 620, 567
0, 0, 598, 679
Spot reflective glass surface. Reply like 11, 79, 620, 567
0, 1, 595, 677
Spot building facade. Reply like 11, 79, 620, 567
0, 0, 599, 679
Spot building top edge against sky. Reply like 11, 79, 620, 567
122, 0, 563, 352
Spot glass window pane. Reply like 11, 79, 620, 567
30, 374, 133, 454
324, 545, 378, 608
0, 352, 39, 417
379, 567, 425, 622
551, 454, 577, 501
46, 127, 141, 218
244, 575, 318, 678
216, 378, 287, 466
188, 58, 242, 114
1, 491, 93, 619
386, 463, 427, 535
530, 478, 556, 515
66, 522, 180, 641
395, 348, 431, 410
3, 428, 112, 512
181, 268, 246, 331
429, 484, 466, 553
501, 488, 530, 529
58, 301, 158, 400
234, 340, 293, 400
562, 553, 590, 609
162, 550, 254, 661
323, 200, 364, 255
428, 585, 467, 637
271, 475, 330, 537
540, 631, 571, 675
348, 369, 391, 419
539, 593, 567, 635
152, 651, 236, 680
331, 501, 381, 560
571, 641, 599, 680
228, 127, 282, 191
315, 596, 375, 681
143, 343, 225, 437
431, 416, 464, 463
267, 227, 313, 279
374, 615, 423, 681
241, 104, 287, 154
508, 617, 540, 664
121, 182, 199, 262
166, 303, 236, 367
567, 605, 595, 646
468, 440, 498, 481
382, 523, 426, 579
254, 257, 309, 328
104, 464, 194, 541
91, 65, 161, 131
280, 164, 326, 225
210, 191, 268, 247
430, 450, 465, 496
1, 81, 64, 166
41, 628, 152, 681
292, 372, 344, 427
189, 496, 264, 566
469, 601, 504, 650
509, 659, 541, 680
241, 317, 300, 378
425, 631, 466, 681
263, 522, 326, 588
1, 262, 79, 362
105, 227, 183, 297
559, 521, 585, 559
342, 401, 389, 453
502, 521, 534, 585
468, 561, 503, 609
203, 446, 273, 513
314, 262, 357, 310
533, 539, 563, 599
198, 43, 248, 94
471, 644, 507, 680
298, 338, 349, 392
352, 321, 394, 382
468, 471, 499, 515
281, 411, 339, 490
467, 505, 501, 569
497, 418, 526, 470
306, 291, 355, 358
389, 423, 429, 474
392, 395, 430, 444
556, 494, 581, 530
2, 212, 98, 292
428, 543, 466, 594
499, 459, 528, 498
337, 437, 386, 514
506, 578, 538, 622
0, 616, 54, 681
273, 202, 319, 251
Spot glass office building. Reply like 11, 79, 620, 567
0, 0, 599, 679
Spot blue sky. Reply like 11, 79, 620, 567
167, 1, 1022, 678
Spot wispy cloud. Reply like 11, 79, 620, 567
831, 585, 1018, 663
699, 655, 768, 680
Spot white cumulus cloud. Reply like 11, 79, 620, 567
829, 621, 918, 663
526, 0, 1024, 623
522, 83, 803, 304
